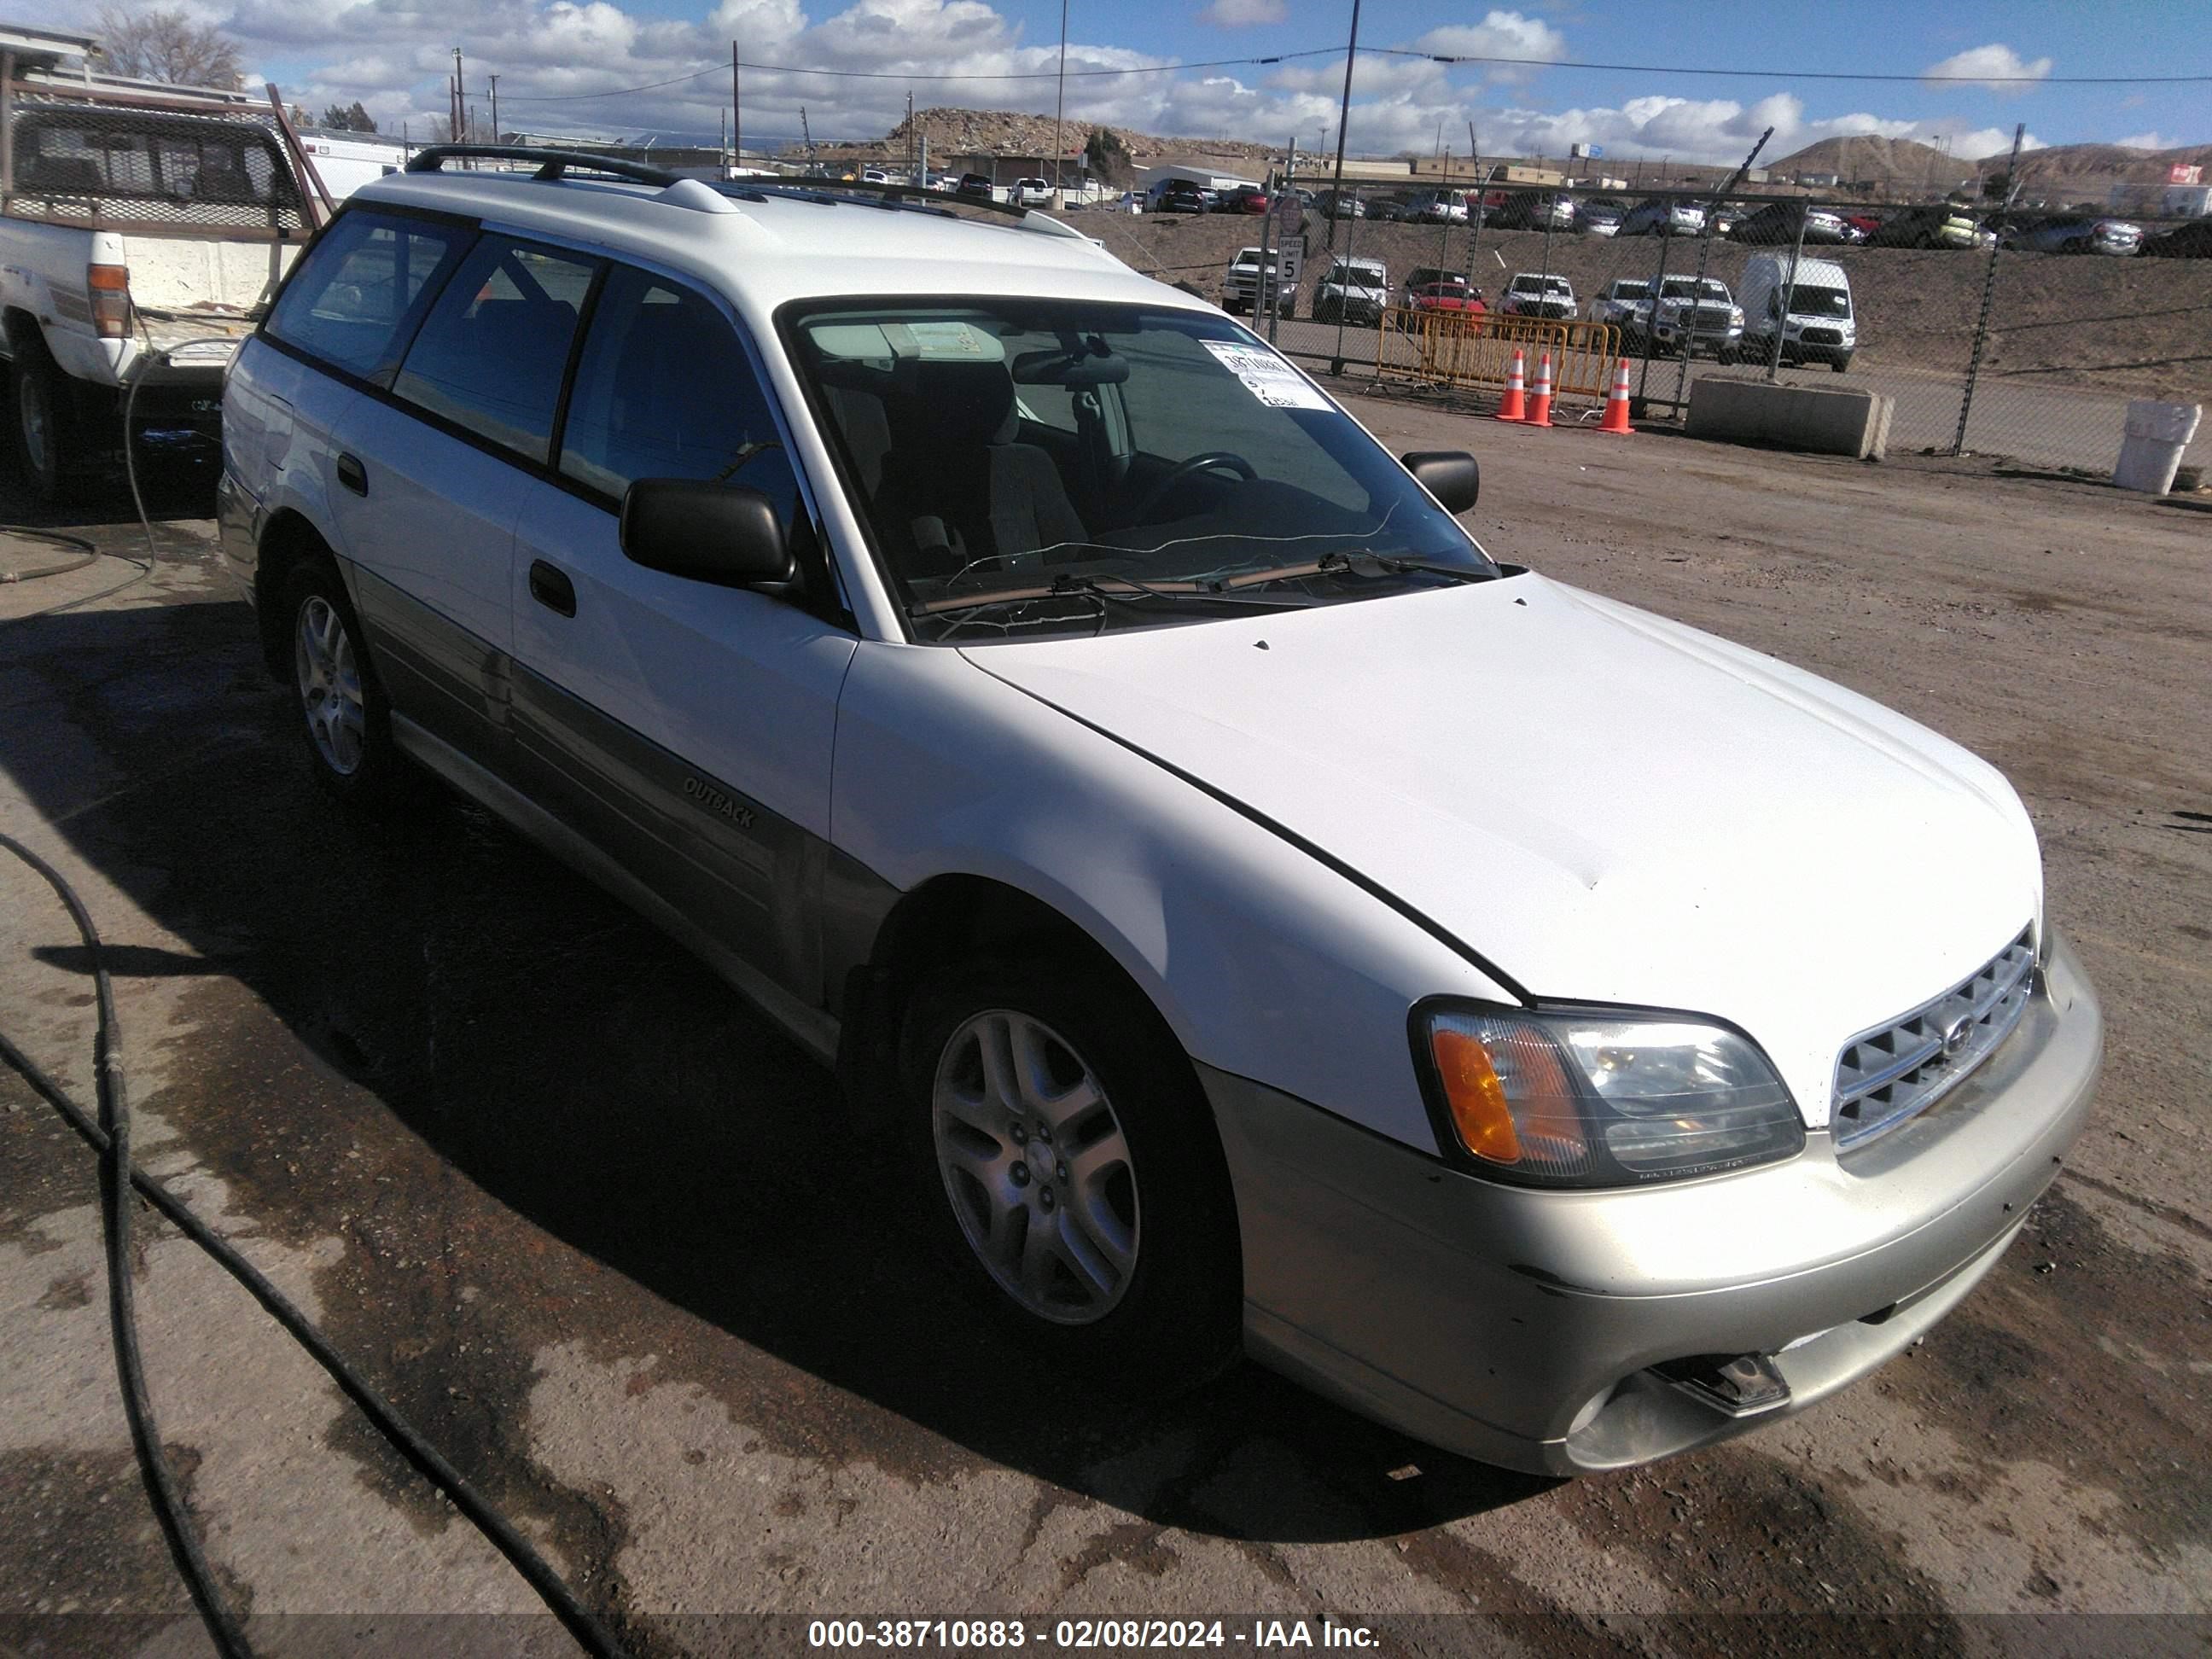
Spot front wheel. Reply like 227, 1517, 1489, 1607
899, 957, 1243, 1394
1831, 353, 1853, 374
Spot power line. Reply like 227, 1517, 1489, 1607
492, 44, 2212, 108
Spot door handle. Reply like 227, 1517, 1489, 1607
335, 452, 367, 495
528, 560, 577, 618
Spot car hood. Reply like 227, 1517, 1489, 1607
962, 576, 2040, 1126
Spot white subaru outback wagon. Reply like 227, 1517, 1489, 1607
218, 147, 2101, 1476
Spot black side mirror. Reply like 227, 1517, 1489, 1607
620, 480, 794, 589
1401, 450, 1480, 514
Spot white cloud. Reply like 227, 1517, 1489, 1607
1196, 0, 1284, 26
2113, 131, 2177, 150
1415, 10, 1567, 84
1921, 44, 2053, 95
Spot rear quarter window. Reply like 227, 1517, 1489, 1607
265, 210, 471, 381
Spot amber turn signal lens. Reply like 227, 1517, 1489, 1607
1430, 1028, 1522, 1164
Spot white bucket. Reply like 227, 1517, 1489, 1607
2112, 399, 2203, 495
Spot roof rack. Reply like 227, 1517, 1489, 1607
405, 144, 678, 186
395, 147, 1091, 243
730, 175, 1037, 223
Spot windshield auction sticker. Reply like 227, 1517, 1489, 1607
1199, 340, 1330, 410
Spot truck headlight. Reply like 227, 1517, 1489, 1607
1730, 306, 1745, 326
1414, 1003, 1804, 1187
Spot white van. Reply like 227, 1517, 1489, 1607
1738, 254, 1856, 372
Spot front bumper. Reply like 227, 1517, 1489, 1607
1202, 931, 2101, 1475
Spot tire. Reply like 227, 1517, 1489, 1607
1279, 297, 1295, 320
898, 954, 1243, 1395
1831, 354, 1853, 374
280, 558, 407, 807
10, 332, 79, 507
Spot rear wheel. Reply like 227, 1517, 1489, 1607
899, 956, 1242, 1394
11, 333, 78, 506
282, 559, 406, 807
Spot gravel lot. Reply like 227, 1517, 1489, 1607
2, 402, 2208, 1656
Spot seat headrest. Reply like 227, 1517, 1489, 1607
902, 358, 1019, 447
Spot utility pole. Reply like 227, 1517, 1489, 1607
907, 90, 915, 183
1050, 0, 1068, 207
1324, 0, 1361, 251
488, 73, 499, 143
449, 47, 462, 143
800, 106, 813, 167
731, 40, 742, 169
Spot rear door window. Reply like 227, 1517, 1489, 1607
265, 210, 471, 381
391, 236, 598, 463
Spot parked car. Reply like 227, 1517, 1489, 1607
1730, 201, 1840, 246
1, 87, 313, 502
860, 167, 894, 185
1587, 277, 1650, 330
1012, 178, 1054, 207
1618, 197, 1707, 237
955, 172, 996, 204
1312, 257, 1390, 325
1492, 191, 1577, 232
1405, 189, 1471, 224
222, 148, 2098, 1481
1152, 178, 1212, 215
1106, 190, 1148, 215
1499, 272, 1576, 321
1577, 202, 1625, 237
1643, 276, 1746, 361
1738, 253, 1857, 370
1221, 186, 1270, 215
1314, 189, 1366, 221
1403, 280, 1486, 328
1867, 207, 1980, 249
2139, 218, 2212, 258
2000, 215, 2143, 255
1220, 243, 1301, 317
1708, 205, 1742, 239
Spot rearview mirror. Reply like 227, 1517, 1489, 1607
1401, 451, 1480, 514
620, 480, 795, 589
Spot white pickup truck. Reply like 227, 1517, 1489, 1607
3, 67, 312, 501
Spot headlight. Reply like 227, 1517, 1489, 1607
1414, 1003, 1804, 1188
1730, 306, 1745, 325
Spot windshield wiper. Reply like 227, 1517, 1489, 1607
911, 571, 1312, 620
1219, 550, 1497, 591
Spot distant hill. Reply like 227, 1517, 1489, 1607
813, 106, 1288, 169
1982, 141, 2212, 183
1768, 136, 1974, 190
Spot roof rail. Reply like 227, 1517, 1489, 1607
405, 144, 679, 187
729, 176, 1035, 223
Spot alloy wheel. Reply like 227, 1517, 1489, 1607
931, 1009, 1140, 1324
294, 594, 366, 776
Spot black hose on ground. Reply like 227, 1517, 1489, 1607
0, 829, 632, 1659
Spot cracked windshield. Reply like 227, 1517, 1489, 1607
789, 302, 1499, 640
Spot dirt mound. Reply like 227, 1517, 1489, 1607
1769, 136, 1967, 189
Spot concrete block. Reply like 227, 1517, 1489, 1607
2112, 399, 2202, 495
1685, 377, 1895, 460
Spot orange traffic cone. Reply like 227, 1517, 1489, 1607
1524, 352, 1554, 428
1494, 348, 1527, 422
1598, 357, 1634, 434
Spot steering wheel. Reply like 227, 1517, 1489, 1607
1129, 451, 1257, 523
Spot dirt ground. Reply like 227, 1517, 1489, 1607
1082, 209, 2212, 403
2, 404, 2208, 1657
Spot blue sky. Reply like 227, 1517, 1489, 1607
72, 0, 2206, 158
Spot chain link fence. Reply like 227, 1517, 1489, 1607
1079, 179, 2211, 479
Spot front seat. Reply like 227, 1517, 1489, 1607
898, 358, 1087, 567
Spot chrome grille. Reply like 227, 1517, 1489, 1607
1831, 928, 2036, 1150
